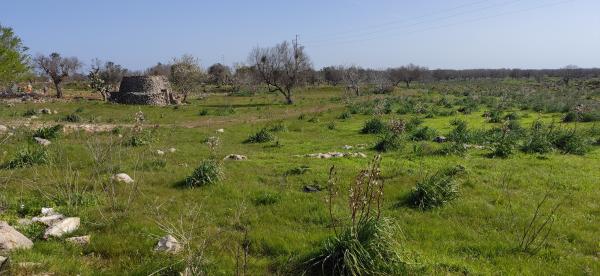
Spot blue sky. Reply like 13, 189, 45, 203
3, 0, 599, 70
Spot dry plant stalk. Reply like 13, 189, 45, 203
349, 154, 384, 227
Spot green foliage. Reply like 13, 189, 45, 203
299, 219, 404, 276
16, 222, 46, 241
0, 24, 30, 88
361, 117, 387, 134
268, 122, 288, 132
409, 126, 437, 141
32, 124, 63, 140
185, 159, 223, 187
327, 121, 336, 130
245, 128, 275, 143
285, 165, 310, 175
62, 113, 82, 123
552, 130, 589, 155
126, 131, 154, 147
3, 146, 49, 169
521, 121, 553, 154
338, 111, 352, 120
374, 133, 403, 152
22, 108, 37, 117
407, 167, 462, 210
198, 109, 209, 116
252, 191, 281, 206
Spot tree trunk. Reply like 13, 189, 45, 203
285, 90, 293, 105
54, 82, 62, 98
101, 91, 108, 102
405, 81, 410, 88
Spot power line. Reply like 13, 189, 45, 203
304, 0, 528, 45
303, 0, 494, 43
305, 0, 574, 48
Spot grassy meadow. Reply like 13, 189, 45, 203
0, 80, 599, 275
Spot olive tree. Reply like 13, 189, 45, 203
207, 63, 231, 86
170, 54, 204, 103
249, 39, 312, 104
321, 66, 344, 86
34, 52, 81, 98
387, 64, 427, 88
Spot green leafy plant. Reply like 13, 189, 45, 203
245, 128, 274, 143
185, 159, 223, 187
374, 133, 403, 152
361, 117, 387, 134
407, 166, 463, 210
32, 124, 63, 140
3, 146, 49, 169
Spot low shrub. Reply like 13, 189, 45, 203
285, 165, 310, 176
32, 124, 63, 140
245, 128, 274, 143
338, 111, 352, 120
198, 109, 209, 116
405, 117, 424, 132
521, 121, 553, 154
299, 219, 403, 275
268, 122, 288, 132
3, 147, 49, 169
407, 167, 461, 210
374, 133, 403, 152
23, 109, 37, 117
327, 122, 336, 130
16, 222, 46, 241
361, 117, 387, 134
552, 130, 589, 155
409, 126, 437, 141
252, 191, 281, 206
126, 131, 154, 147
185, 160, 223, 187
62, 113, 82, 123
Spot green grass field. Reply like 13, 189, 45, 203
1, 82, 599, 275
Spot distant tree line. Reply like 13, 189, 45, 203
2, 23, 600, 102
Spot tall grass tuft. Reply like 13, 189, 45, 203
407, 166, 463, 210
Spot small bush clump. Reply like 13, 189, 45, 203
185, 160, 223, 187
32, 124, 63, 140
407, 167, 462, 210
361, 117, 387, 134
62, 113, 82, 123
245, 128, 274, 143
409, 126, 437, 141
521, 121, 553, 154
552, 130, 589, 155
285, 165, 310, 176
23, 109, 37, 117
3, 147, 49, 169
338, 111, 352, 120
374, 133, 403, 152
252, 191, 281, 206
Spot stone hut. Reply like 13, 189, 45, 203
109, 76, 175, 105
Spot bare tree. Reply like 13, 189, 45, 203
207, 63, 232, 86
231, 64, 258, 94
88, 59, 128, 101
170, 54, 204, 103
342, 65, 364, 96
387, 63, 427, 88
249, 39, 312, 104
34, 52, 81, 98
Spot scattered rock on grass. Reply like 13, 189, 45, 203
44, 217, 80, 238
156, 150, 165, 156
155, 235, 181, 253
34, 137, 51, 146
111, 173, 134, 184
32, 214, 64, 226
0, 125, 7, 132
224, 154, 247, 161
434, 136, 447, 143
66, 235, 90, 246
0, 221, 33, 251
216, 128, 225, 133
303, 185, 322, 193
168, 148, 176, 153
304, 152, 366, 159
39, 108, 52, 114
